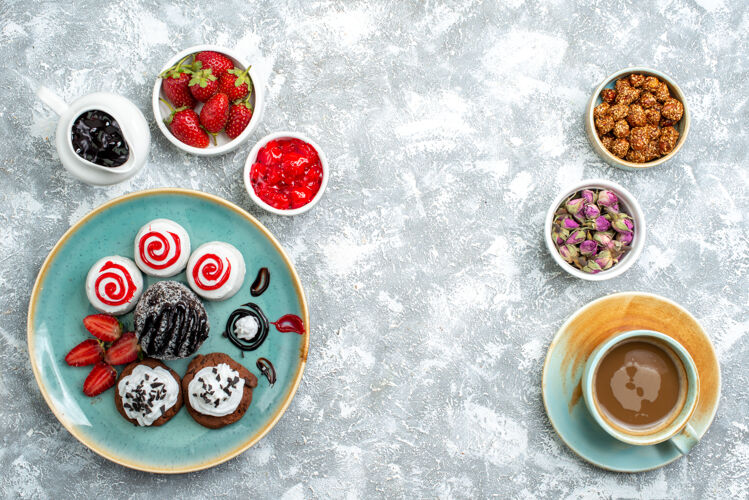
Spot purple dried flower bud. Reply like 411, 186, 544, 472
583, 261, 602, 274
580, 240, 598, 257
594, 250, 614, 270
597, 190, 618, 207
558, 244, 579, 263
605, 203, 620, 215
581, 189, 597, 204
616, 231, 634, 245
565, 198, 586, 216
593, 231, 614, 246
566, 229, 587, 245
583, 203, 601, 219
594, 216, 611, 232
561, 216, 580, 229
611, 214, 634, 233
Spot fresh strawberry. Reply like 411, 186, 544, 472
188, 68, 219, 102
104, 331, 140, 365
225, 100, 254, 139
199, 92, 230, 139
195, 51, 234, 78
65, 339, 104, 366
161, 98, 210, 148
83, 362, 116, 397
217, 66, 252, 102
160, 55, 197, 108
83, 314, 122, 342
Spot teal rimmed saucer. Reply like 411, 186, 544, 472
27, 188, 309, 473
542, 292, 720, 472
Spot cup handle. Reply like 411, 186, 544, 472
37, 86, 69, 116
670, 422, 699, 454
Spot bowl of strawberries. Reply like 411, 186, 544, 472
152, 45, 264, 156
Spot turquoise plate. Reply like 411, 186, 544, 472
542, 292, 720, 472
27, 188, 309, 473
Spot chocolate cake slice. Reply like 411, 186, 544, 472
134, 281, 209, 360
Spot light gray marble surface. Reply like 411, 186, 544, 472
1, 0, 748, 498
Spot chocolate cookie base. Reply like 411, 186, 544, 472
182, 352, 258, 429
114, 358, 183, 427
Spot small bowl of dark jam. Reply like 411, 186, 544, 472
36, 86, 151, 185
70, 110, 131, 170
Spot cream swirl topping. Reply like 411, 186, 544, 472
187, 363, 245, 417
117, 365, 179, 426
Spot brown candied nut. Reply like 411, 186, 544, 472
645, 108, 661, 125
630, 126, 650, 151
595, 115, 615, 135
615, 86, 641, 105
615, 78, 631, 93
647, 124, 661, 140
658, 126, 679, 155
627, 104, 647, 127
610, 138, 629, 158
593, 102, 610, 119
609, 103, 628, 121
639, 91, 657, 109
644, 140, 660, 161
613, 119, 630, 138
655, 82, 670, 102
601, 135, 615, 149
629, 74, 645, 88
626, 149, 648, 163
643, 76, 660, 92
660, 118, 675, 128
661, 98, 684, 121
601, 88, 616, 103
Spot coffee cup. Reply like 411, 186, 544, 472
582, 330, 700, 453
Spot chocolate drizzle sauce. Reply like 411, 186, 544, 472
223, 302, 269, 351
250, 267, 270, 297
271, 314, 305, 335
256, 358, 276, 386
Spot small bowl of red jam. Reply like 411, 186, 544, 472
244, 132, 328, 215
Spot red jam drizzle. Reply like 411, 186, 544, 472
139, 230, 181, 270
94, 261, 136, 306
271, 314, 305, 335
192, 253, 231, 290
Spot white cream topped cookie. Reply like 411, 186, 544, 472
134, 218, 191, 277
187, 363, 245, 417
186, 241, 245, 301
85, 256, 144, 315
118, 365, 179, 426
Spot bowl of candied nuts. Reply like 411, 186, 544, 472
585, 67, 690, 170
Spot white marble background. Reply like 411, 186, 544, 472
1, 0, 748, 498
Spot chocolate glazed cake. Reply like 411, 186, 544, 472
134, 281, 209, 360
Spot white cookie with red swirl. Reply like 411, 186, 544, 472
134, 219, 191, 277
186, 242, 245, 301
85, 256, 144, 315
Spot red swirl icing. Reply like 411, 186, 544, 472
192, 253, 231, 290
94, 261, 137, 306
139, 230, 181, 270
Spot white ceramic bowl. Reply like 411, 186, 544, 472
585, 67, 690, 171
544, 179, 645, 281
152, 44, 265, 156
243, 131, 329, 216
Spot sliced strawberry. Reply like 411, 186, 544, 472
83, 314, 122, 342
83, 362, 116, 397
104, 332, 141, 365
65, 339, 104, 366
